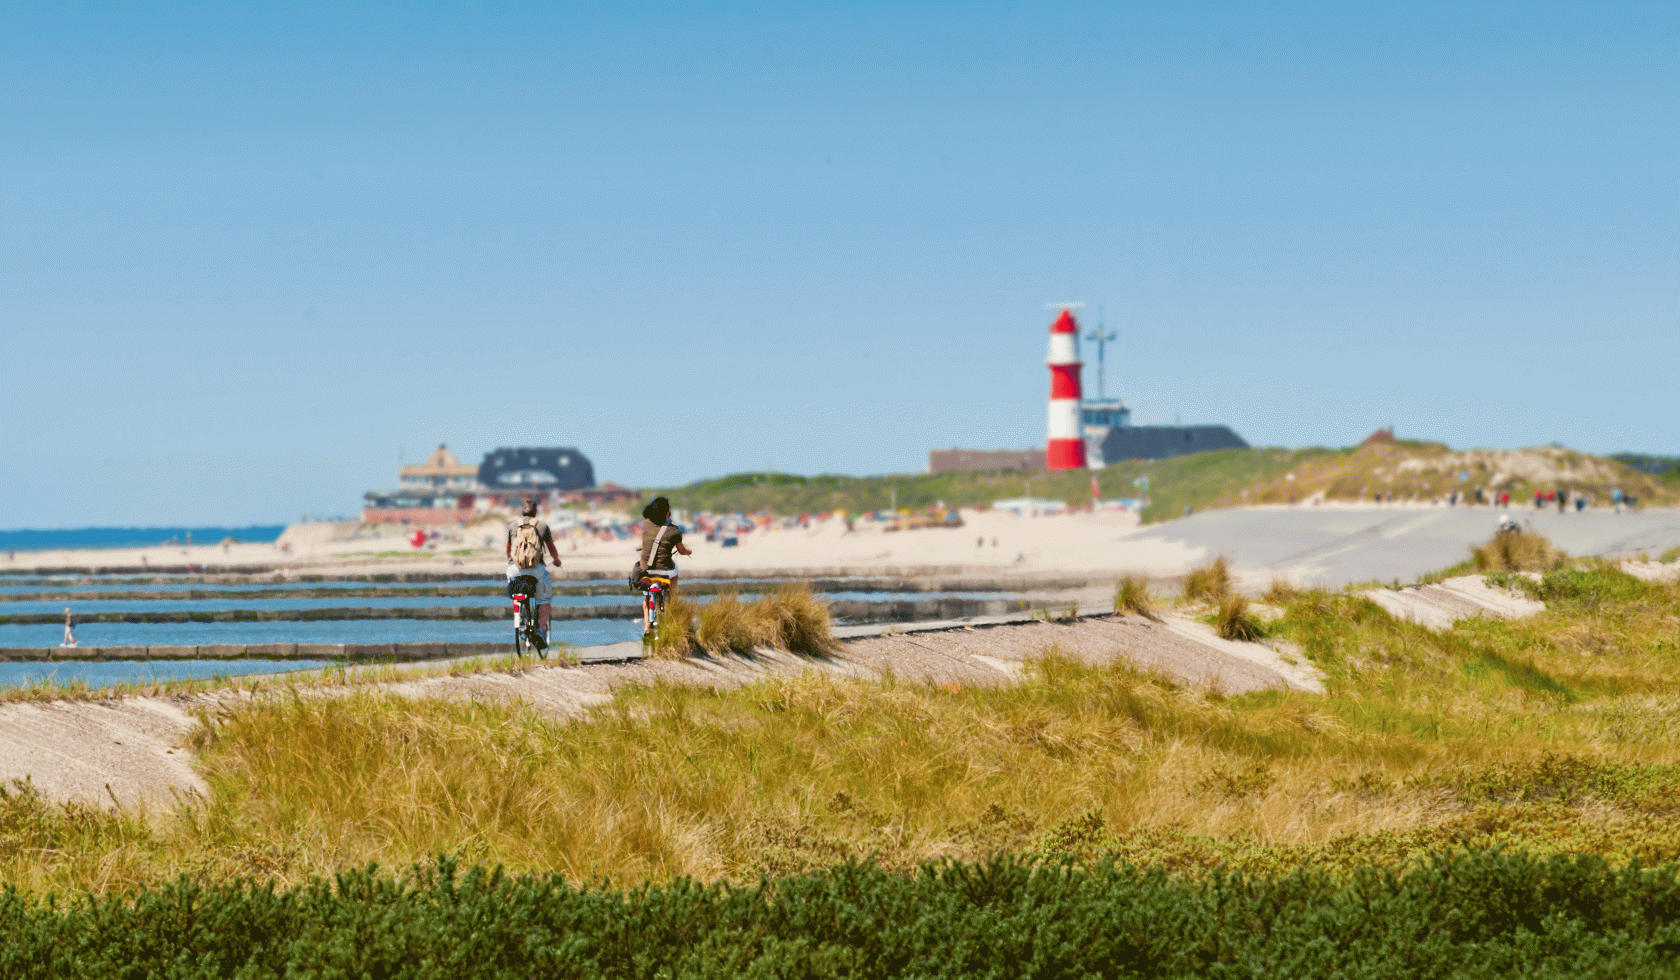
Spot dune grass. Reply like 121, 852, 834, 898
648, 584, 837, 659
1112, 575, 1158, 619
1181, 556, 1233, 605
6, 565, 1680, 900
1213, 596, 1265, 641
1472, 530, 1568, 573
0, 650, 576, 705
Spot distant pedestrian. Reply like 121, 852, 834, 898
977, 536, 984, 548
61, 607, 77, 648
1557, 489, 1567, 513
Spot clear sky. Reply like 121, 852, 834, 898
3, 2, 1675, 528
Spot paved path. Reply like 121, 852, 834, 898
1127, 507, 1680, 587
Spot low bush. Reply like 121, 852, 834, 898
7, 850, 1680, 978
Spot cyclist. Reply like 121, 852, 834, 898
638, 496, 691, 637
506, 497, 562, 646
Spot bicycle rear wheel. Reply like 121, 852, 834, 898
513, 599, 530, 656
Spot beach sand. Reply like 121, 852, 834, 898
2, 509, 1209, 582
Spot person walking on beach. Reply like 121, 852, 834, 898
506, 498, 562, 645
61, 607, 77, 648
637, 496, 692, 635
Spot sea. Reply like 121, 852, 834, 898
0, 525, 287, 553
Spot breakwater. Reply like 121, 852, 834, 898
0, 642, 508, 662
0, 596, 1046, 627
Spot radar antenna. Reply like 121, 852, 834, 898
1084, 305, 1118, 399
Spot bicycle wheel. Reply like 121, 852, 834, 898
513, 600, 529, 656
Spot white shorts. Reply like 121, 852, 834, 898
507, 563, 552, 603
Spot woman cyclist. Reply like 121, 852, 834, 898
638, 496, 692, 637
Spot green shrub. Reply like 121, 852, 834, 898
8, 850, 1680, 978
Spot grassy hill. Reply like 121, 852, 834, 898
644, 442, 1679, 524
649, 448, 1312, 525
1235, 441, 1680, 509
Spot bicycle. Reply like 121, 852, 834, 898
640, 574, 673, 646
508, 574, 548, 660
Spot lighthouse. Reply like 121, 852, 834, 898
1045, 307, 1087, 470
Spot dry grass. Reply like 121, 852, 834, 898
7, 568, 1680, 897
1214, 596, 1265, 641
1112, 575, 1159, 620
1181, 557, 1233, 605
1473, 530, 1568, 573
0, 651, 575, 705
1263, 578, 1304, 604
650, 585, 837, 660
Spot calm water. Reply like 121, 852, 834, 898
0, 525, 286, 551
0, 659, 337, 690
0, 618, 642, 649
0, 580, 410, 594
3, 590, 1009, 616
6, 595, 520, 615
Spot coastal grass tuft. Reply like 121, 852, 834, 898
646, 597, 699, 659
696, 591, 757, 654
1112, 575, 1158, 619
1214, 596, 1265, 642
1472, 530, 1568, 573
1263, 578, 1304, 604
1181, 556, 1233, 605
653, 585, 836, 659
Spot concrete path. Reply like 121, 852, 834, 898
1128, 507, 1680, 587
1363, 575, 1545, 631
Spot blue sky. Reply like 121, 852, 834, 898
3, 2, 1675, 527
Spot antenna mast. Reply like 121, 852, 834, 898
1084, 305, 1118, 400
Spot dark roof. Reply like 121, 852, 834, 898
478, 447, 595, 491
1098, 425, 1248, 463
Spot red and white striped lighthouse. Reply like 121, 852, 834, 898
1045, 307, 1087, 470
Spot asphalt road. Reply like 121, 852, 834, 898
1128, 506, 1680, 587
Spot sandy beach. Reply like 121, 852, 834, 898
7, 503, 1679, 589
